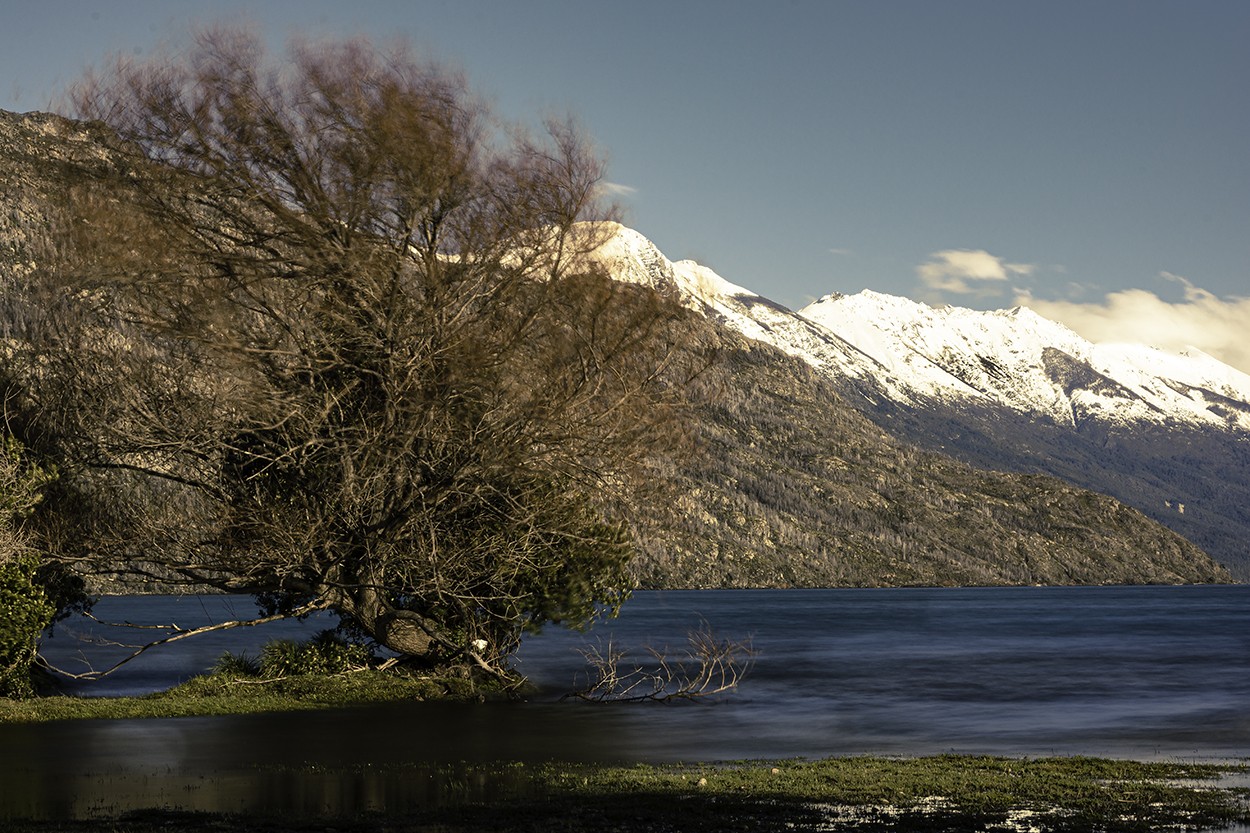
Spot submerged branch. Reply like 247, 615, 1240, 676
564, 623, 756, 703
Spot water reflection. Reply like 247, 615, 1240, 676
5, 586, 1250, 820
1, 760, 536, 819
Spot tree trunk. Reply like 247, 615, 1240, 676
371, 609, 436, 660
331, 587, 438, 662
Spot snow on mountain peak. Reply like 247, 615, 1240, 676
671, 259, 757, 305
582, 222, 759, 308
578, 222, 676, 290
799, 290, 1250, 430
593, 225, 1250, 434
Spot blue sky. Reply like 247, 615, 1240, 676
4, 1, 1249, 370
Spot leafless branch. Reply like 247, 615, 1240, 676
36, 600, 328, 681
565, 623, 756, 703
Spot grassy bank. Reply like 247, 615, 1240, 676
0, 668, 493, 723
1, 756, 1248, 832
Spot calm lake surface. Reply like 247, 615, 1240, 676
4, 585, 1249, 818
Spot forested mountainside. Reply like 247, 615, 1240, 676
851, 396, 1250, 582
0, 108, 1232, 590
1, 110, 111, 284
626, 321, 1228, 587
589, 224, 1250, 581
798, 293, 1250, 581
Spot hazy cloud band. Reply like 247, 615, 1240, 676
1015, 276, 1250, 375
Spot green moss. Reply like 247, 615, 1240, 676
426, 756, 1250, 832
545, 755, 1250, 827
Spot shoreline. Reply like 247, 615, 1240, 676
2, 755, 1248, 832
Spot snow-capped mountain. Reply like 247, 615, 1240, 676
800, 292, 1250, 433
1, 109, 1235, 591
590, 224, 1250, 580
591, 223, 1250, 436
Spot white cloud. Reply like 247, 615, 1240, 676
828, 247, 854, 256
916, 249, 1033, 295
600, 181, 637, 197
1015, 276, 1250, 374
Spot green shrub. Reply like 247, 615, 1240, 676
212, 650, 262, 677
0, 437, 58, 699
257, 630, 375, 677
0, 553, 55, 697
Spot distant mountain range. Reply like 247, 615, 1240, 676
1, 108, 1240, 587
588, 223, 1250, 582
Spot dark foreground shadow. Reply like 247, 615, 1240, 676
0, 800, 1079, 833
4, 786, 1247, 833
5, 754, 1247, 833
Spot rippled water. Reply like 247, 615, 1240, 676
5, 585, 1249, 818
518, 585, 1250, 761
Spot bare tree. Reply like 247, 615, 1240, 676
11, 28, 691, 681
565, 624, 756, 703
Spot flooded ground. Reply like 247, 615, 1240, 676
5, 585, 1249, 819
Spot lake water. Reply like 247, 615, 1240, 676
4, 585, 1249, 818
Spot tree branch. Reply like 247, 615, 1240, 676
38, 599, 330, 681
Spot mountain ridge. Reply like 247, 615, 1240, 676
593, 222, 1250, 434
0, 110, 1237, 588
585, 222, 1250, 579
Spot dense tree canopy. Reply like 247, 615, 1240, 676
9, 28, 688, 679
